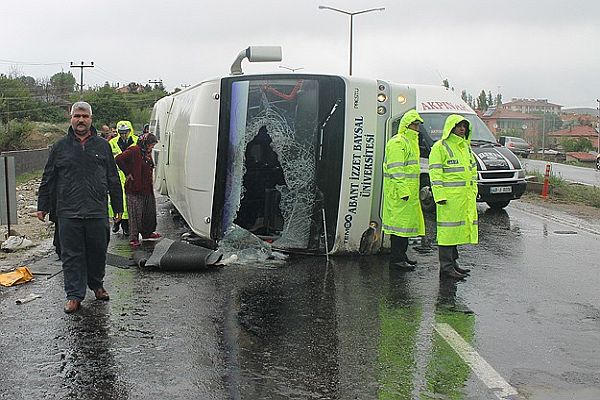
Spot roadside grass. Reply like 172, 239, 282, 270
527, 170, 600, 208
16, 169, 43, 185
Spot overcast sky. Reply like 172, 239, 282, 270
2, 0, 599, 108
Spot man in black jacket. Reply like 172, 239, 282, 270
37, 102, 123, 314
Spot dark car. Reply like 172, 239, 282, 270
498, 136, 532, 158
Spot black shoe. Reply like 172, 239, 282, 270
441, 269, 467, 280
112, 220, 121, 233
454, 265, 471, 275
121, 220, 129, 235
405, 258, 417, 266
390, 261, 415, 271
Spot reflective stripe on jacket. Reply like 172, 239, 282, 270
428, 114, 478, 245
382, 110, 425, 237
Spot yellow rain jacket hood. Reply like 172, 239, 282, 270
428, 114, 478, 245
381, 109, 425, 238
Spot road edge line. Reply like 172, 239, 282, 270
434, 322, 520, 399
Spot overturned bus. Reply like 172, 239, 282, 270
150, 47, 526, 255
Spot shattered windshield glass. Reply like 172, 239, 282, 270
221, 78, 321, 250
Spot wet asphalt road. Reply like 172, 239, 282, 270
522, 158, 600, 187
1, 199, 599, 400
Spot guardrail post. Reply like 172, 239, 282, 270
0, 156, 18, 238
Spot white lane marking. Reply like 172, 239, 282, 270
434, 323, 520, 399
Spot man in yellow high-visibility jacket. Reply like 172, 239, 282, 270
108, 120, 138, 235
382, 109, 425, 270
428, 115, 478, 280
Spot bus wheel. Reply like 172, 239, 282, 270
486, 200, 510, 210
419, 184, 436, 213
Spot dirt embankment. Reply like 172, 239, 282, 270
0, 178, 54, 270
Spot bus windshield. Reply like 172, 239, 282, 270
420, 113, 497, 143
214, 75, 345, 252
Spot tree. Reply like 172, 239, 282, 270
81, 86, 131, 127
487, 91, 493, 107
476, 90, 488, 111
561, 137, 593, 152
534, 112, 562, 133
0, 75, 38, 123
50, 72, 76, 101
495, 93, 503, 106
442, 79, 449, 89
461, 90, 468, 103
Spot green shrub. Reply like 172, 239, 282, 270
0, 120, 33, 151
527, 170, 600, 208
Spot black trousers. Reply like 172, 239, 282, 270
390, 235, 409, 264
58, 217, 110, 300
439, 245, 459, 273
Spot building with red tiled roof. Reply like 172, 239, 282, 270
565, 152, 597, 163
480, 107, 541, 145
547, 125, 599, 149
502, 98, 562, 114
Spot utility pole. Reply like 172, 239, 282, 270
70, 61, 94, 98
542, 109, 546, 155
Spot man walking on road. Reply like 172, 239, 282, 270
37, 101, 123, 313
429, 115, 478, 280
382, 109, 425, 270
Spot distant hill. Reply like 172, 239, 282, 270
563, 107, 597, 116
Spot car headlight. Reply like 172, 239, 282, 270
518, 169, 526, 178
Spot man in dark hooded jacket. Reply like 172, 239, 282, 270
37, 101, 123, 313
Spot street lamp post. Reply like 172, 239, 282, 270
596, 99, 600, 154
318, 5, 385, 76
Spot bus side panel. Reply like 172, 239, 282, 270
331, 79, 379, 254
183, 81, 221, 237
162, 81, 219, 238
151, 97, 174, 195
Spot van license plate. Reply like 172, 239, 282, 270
491, 186, 512, 194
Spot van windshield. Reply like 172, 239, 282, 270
421, 113, 497, 143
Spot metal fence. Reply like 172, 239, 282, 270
0, 147, 50, 177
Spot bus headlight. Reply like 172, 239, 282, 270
377, 106, 387, 115
397, 95, 407, 104
377, 93, 387, 102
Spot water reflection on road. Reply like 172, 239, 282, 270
219, 253, 484, 399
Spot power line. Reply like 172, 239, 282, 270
0, 58, 66, 66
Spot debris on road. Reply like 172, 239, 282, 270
0, 266, 34, 287
1, 236, 34, 252
142, 238, 223, 270
15, 293, 42, 305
